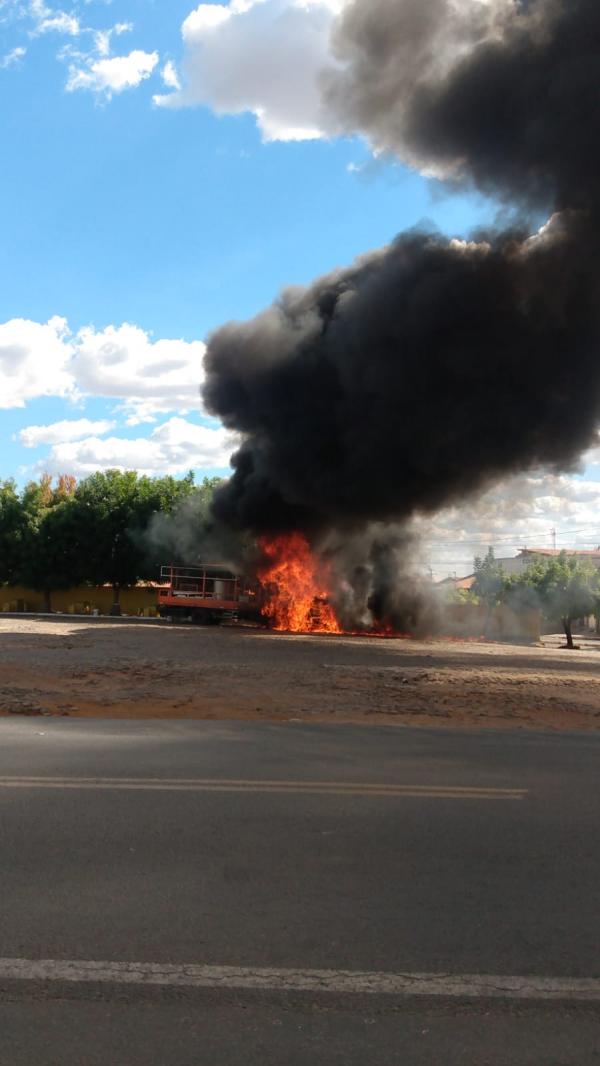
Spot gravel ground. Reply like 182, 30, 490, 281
0, 617, 599, 730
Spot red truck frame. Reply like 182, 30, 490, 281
158, 564, 263, 624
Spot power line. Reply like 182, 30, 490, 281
423, 526, 600, 548
426, 526, 598, 542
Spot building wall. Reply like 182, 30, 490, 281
444, 602, 541, 642
519, 549, 600, 570
0, 585, 161, 616
494, 556, 529, 575
1, 585, 541, 639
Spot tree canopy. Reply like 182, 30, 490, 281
0, 471, 222, 611
509, 552, 598, 649
469, 546, 599, 648
0, 480, 28, 586
472, 547, 507, 616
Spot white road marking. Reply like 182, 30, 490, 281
0, 776, 527, 800
0, 958, 596, 1000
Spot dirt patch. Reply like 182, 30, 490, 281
0, 617, 599, 730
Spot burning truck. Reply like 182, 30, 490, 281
157, 533, 342, 631
157, 532, 423, 634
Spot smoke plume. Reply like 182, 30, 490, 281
201, 0, 600, 623
325, 525, 440, 634
324, 0, 599, 212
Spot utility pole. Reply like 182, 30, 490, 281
551, 527, 556, 551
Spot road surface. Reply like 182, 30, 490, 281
0, 719, 598, 1064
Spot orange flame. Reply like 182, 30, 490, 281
258, 533, 342, 633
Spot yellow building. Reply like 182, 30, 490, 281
1, 583, 164, 617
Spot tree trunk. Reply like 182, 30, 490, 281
43, 589, 52, 614
562, 616, 574, 649
110, 583, 122, 616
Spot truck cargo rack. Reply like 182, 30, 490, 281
158, 564, 262, 624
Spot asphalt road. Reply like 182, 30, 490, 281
0, 719, 599, 1064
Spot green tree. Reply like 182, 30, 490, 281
592, 591, 600, 636
513, 552, 597, 649
0, 480, 28, 586
71, 470, 196, 612
18, 499, 84, 612
3, 471, 211, 613
15, 475, 81, 611
442, 585, 478, 606
472, 547, 507, 628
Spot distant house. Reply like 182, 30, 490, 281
437, 574, 476, 590
438, 547, 600, 589
516, 547, 600, 570
437, 555, 527, 589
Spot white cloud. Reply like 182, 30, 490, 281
29, 1, 80, 35
0, 316, 206, 419
0, 45, 26, 68
19, 417, 115, 447
71, 322, 206, 421
419, 467, 600, 580
183, 2, 235, 35
0, 314, 233, 476
0, 316, 75, 408
40, 417, 235, 476
94, 21, 131, 58
154, 0, 341, 141
38, 11, 79, 33
161, 58, 180, 90
66, 48, 159, 96
3, 3, 156, 93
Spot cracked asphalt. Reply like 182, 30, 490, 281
0, 719, 599, 1064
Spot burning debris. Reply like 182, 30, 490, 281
201, 0, 600, 635
258, 533, 341, 633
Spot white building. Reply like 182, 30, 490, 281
439, 547, 600, 589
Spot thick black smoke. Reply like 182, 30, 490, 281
325, 525, 441, 634
201, 0, 600, 623
324, 0, 599, 212
204, 214, 599, 533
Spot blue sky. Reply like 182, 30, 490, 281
1, 0, 598, 574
